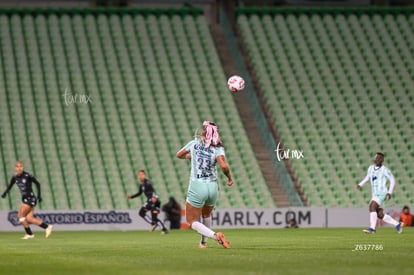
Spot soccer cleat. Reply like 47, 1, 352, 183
363, 228, 376, 234
22, 234, 35, 240
45, 225, 53, 238
199, 243, 207, 249
150, 224, 158, 232
396, 223, 403, 234
215, 232, 230, 249
161, 229, 169, 235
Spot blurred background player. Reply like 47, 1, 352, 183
127, 170, 168, 234
285, 218, 299, 229
356, 152, 402, 234
162, 197, 182, 230
176, 121, 233, 249
1, 161, 53, 239
400, 205, 413, 227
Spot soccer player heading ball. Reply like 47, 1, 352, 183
176, 121, 233, 248
357, 152, 403, 234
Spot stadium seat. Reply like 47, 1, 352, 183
237, 9, 414, 207
0, 8, 275, 211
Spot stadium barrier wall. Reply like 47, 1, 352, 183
0, 207, 402, 232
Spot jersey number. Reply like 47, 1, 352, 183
197, 158, 213, 179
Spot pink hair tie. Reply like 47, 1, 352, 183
203, 121, 220, 148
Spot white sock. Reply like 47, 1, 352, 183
191, 221, 217, 240
201, 217, 212, 244
370, 212, 378, 229
382, 214, 399, 226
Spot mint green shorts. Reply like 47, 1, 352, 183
186, 180, 219, 209
371, 192, 387, 207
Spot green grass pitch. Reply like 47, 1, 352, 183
0, 228, 413, 275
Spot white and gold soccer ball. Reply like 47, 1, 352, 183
227, 75, 245, 92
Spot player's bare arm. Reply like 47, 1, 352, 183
217, 155, 233, 186
176, 149, 191, 159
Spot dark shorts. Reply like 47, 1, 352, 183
22, 195, 37, 207
143, 199, 161, 212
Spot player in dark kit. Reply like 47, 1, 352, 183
1, 162, 53, 239
127, 170, 168, 234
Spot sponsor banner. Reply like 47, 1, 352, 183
0, 207, 403, 231
327, 208, 366, 228
211, 208, 326, 229
327, 207, 403, 228
0, 210, 166, 232
0, 208, 325, 231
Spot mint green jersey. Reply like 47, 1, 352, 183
181, 139, 225, 182
366, 165, 394, 195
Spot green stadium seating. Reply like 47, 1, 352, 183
0, 9, 275, 211
237, 9, 414, 207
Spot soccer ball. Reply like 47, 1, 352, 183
227, 75, 245, 92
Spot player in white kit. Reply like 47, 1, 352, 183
357, 152, 403, 234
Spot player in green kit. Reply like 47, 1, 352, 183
176, 121, 233, 248
357, 152, 403, 234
